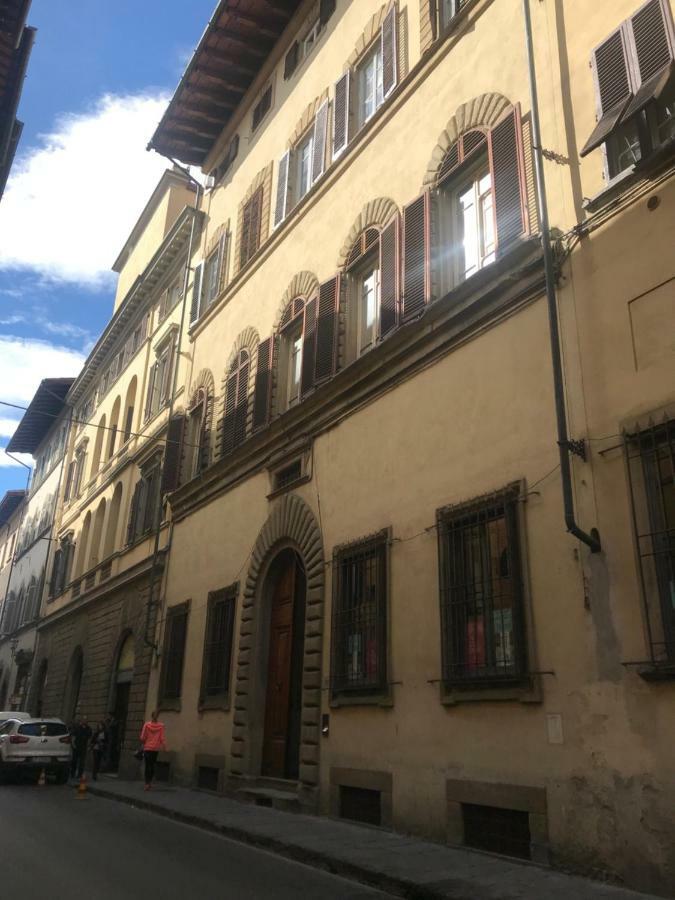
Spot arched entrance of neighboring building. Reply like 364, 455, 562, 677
108, 632, 134, 773
63, 647, 83, 724
261, 549, 306, 780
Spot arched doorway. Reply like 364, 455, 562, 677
63, 648, 83, 724
261, 549, 306, 780
108, 633, 134, 772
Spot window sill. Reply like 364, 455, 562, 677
157, 698, 182, 713
638, 664, 675, 683
330, 691, 393, 709
584, 139, 675, 213
441, 677, 541, 705
198, 694, 231, 712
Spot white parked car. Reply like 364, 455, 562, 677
0, 717, 71, 783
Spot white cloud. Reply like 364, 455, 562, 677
0, 418, 19, 439
0, 449, 33, 469
0, 92, 171, 287
0, 335, 84, 407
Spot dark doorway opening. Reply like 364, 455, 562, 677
261, 549, 306, 780
108, 633, 134, 773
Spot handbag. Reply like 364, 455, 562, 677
133, 747, 144, 761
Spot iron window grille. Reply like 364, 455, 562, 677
331, 531, 388, 697
437, 484, 528, 688
160, 602, 189, 702
200, 585, 237, 700
624, 416, 675, 665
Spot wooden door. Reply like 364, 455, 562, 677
262, 557, 296, 777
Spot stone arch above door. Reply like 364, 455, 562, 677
230, 493, 324, 788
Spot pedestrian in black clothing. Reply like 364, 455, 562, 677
91, 722, 107, 781
70, 716, 92, 779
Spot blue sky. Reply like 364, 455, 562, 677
0, 0, 215, 496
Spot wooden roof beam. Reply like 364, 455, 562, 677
194, 65, 249, 93
225, 11, 280, 40
182, 87, 239, 110
210, 26, 272, 56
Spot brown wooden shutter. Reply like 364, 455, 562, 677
333, 71, 351, 159
314, 277, 339, 382
217, 230, 230, 294
581, 28, 633, 156
284, 41, 299, 80
379, 215, 400, 338
222, 372, 237, 455
623, 0, 675, 120
239, 199, 252, 269
402, 193, 431, 321
126, 481, 141, 545
49, 549, 62, 598
274, 151, 290, 227
488, 105, 528, 252
250, 187, 263, 257
301, 298, 317, 397
381, 3, 398, 99
312, 100, 329, 184
234, 357, 250, 448
161, 414, 185, 495
429, 0, 438, 41
189, 261, 204, 326
252, 337, 273, 430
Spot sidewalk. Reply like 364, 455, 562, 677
87, 779, 662, 900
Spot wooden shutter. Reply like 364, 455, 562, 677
239, 198, 252, 268
623, 0, 675, 119
49, 549, 62, 598
381, 3, 398, 99
379, 215, 400, 338
144, 362, 157, 421
252, 337, 273, 430
312, 100, 329, 184
315, 277, 339, 382
284, 41, 299, 79
320, 0, 336, 26
274, 151, 290, 227
402, 193, 431, 321
301, 298, 317, 397
333, 71, 351, 159
488, 105, 528, 252
215, 231, 228, 296
428, 0, 438, 41
221, 371, 237, 455
126, 481, 141, 545
233, 356, 250, 448
189, 261, 204, 326
63, 539, 75, 589
249, 188, 263, 258
161, 414, 185, 494
581, 28, 634, 156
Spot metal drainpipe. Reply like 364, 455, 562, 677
522, 0, 601, 553
143, 175, 203, 650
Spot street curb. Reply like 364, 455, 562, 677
86, 785, 458, 899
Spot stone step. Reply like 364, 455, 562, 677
235, 786, 302, 814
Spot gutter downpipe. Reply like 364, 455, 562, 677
522, 0, 601, 553
143, 173, 203, 650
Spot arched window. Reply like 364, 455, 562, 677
123, 377, 137, 444
88, 498, 106, 569
91, 414, 106, 477
436, 129, 495, 292
103, 483, 122, 559
344, 228, 381, 363
277, 298, 308, 412
222, 352, 250, 454
107, 396, 121, 460
74, 511, 91, 579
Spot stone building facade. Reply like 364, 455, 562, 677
30, 0, 675, 894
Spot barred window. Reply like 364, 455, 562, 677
159, 603, 189, 702
331, 531, 388, 697
625, 418, 675, 665
438, 485, 527, 687
200, 585, 237, 701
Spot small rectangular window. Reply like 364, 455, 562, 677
274, 459, 303, 492
438, 485, 527, 688
160, 603, 189, 702
462, 803, 531, 860
200, 586, 237, 700
197, 766, 220, 791
252, 84, 273, 132
339, 786, 382, 825
331, 532, 388, 697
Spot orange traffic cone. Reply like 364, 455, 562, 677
37, 768, 46, 787
75, 774, 88, 800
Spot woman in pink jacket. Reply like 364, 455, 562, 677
140, 710, 166, 790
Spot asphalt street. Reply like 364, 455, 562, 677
0, 783, 395, 899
